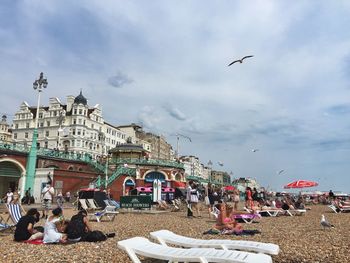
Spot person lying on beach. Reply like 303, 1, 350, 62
213, 203, 243, 234
66, 210, 92, 242
14, 208, 43, 242
43, 207, 67, 244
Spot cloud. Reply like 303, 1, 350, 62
107, 71, 133, 88
163, 104, 187, 121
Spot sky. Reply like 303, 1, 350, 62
1, 0, 350, 192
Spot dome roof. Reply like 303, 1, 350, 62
74, 91, 87, 105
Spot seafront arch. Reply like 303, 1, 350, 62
0, 157, 26, 197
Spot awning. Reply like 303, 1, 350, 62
173, 181, 186, 188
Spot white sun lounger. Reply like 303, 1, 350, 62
150, 230, 279, 255
117, 236, 273, 263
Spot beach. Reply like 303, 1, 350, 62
0, 204, 349, 263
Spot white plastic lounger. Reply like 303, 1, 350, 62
118, 237, 273, 263
150, 230, 279, 256
284, 209, 307, 216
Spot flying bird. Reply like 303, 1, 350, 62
321, 214, 334, 230
252, 149, 259, 152
218, 161, 224, 166
277, 170, 285, 175
228, 55, 254, 66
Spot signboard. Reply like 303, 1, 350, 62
120, 195, 152, 209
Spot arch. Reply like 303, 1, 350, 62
68, 166, 74, 171
0, 158, 26, 198
122, 176, 135, 196
143, 170, 168, 182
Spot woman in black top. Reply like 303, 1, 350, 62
14, 208, 40, 241
66, 210, 92, 241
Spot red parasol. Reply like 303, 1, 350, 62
284, 180, 318, 189
224, 185, 235, 191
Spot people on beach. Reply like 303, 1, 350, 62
186, 181, 194, 217
190, 183, 201, 217
66, 210, 92, 242
245, 187, 253, 209
206, 183, 215, 218
43, 207, 67, 244
213, 203, 243, 234
14, 208, 42, 242
3, 188, 13, 204
56, 191, 64, 208
41, 182, 55, 219
232, 188, 240, 211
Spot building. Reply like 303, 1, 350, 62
118, 124, 172, 159
211, 170, 231, 185
0, 115, 12, 143
11, 92, 128, 158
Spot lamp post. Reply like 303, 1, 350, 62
56, 110, 64, 151
24, 72, 48, 193
103, 153, 110, 189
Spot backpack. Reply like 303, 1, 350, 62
85, 230, 107, 242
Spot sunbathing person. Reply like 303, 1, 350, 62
43, 207, 67, 244
14, 208, 42, 242
213, 203, 243, 234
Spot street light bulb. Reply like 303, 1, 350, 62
33, 82, 38, 90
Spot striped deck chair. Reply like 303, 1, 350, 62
0, 203, 25, 232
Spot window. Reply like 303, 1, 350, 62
39, 113, 43, 118
53, 111, 57, 117
13, 133, 17, 139
74, 109, 77, 115
91, 124, 94, 129
44, 141, 48, 149
77, 129, 81, 135
79, 109, 82, 114
45, 131, 49, 137
26, 123, 30, 128
46, 121, 50, 127
78, 119, 82, 124
73, 119, 76, 124
72, 129, 76, 135
83, 120, 86, 125
25, 132, 28, 139
15, 124, 18, 129
40, 122, 44, 127
76, 140, 81, 147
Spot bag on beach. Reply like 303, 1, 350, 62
85, 230, 107, 242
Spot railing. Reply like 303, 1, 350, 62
0, 141, 30, 153
0, 141, 106, 173
94, 165, 136, 188
110, 157, 184, 169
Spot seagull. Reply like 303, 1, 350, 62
321, 214, 334, 230
218, 161, 224, 166
277, 170, 285, 175
252, 149, 259, 152
228, 55, 254, 66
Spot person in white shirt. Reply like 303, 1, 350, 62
41, 183, 55, 219
3, 188, 13, 204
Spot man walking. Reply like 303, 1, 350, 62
41, 182, 55, 219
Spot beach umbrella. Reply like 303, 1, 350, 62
284, 180, 318, 189
224, 185, 235, 191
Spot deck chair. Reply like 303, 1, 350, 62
328, 204, 350, 213
244, 207, 281, 217
210, 206, 220, 218
103, 200, 117, 211
232, 213, 261, 224
118, 236, 273, 263
0, 203, 25, 232
150, 230, 279, 256
87, 199, 103, 211
79, 199, 94, 212
284, 209, 307, 216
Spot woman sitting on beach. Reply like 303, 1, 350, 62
66, 210, 92, 242
14, 208, 42, 242
214, 203, 243, 234
43, 207, 67, 244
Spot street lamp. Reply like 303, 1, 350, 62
24, 72, 48, 193
103, 153, 110, 189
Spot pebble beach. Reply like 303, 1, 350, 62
0, 204, 349, 263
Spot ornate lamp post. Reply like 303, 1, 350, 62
24, 72, 48, 192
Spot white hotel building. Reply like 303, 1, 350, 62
11, 91, 138, 158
